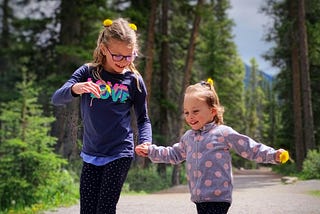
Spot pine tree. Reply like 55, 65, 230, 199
262, 0, 319, 170
198, 0, 246, 133
245, 58, 264, 141
0, 71, 77, 211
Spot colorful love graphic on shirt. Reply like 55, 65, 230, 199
89, 79, 129, 103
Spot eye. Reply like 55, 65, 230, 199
126, 56, 133, 61
113, 55, 124, 61
184, 111, 189, 116
192, 110, 199, 114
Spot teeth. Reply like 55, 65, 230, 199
116, 64, 125, 68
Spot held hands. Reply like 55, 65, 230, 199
135, 142, 151, 157
275, 149, 290, 164
71, 81, 101, 98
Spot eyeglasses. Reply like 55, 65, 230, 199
106, 46, 136, 62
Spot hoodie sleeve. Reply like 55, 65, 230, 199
148, 133, 189, 165
51, 65, 88, 106
148, 142, 187, 165
223, 126, 278, 164
133, 76, 152, 144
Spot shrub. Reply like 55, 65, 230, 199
301, 149, 320, 179
125, 165, 172, 193
272, 161, 298, 176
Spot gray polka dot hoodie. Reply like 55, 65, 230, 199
148, 122, 279, 204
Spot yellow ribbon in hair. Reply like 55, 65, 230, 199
103, 19, 113, 27
129, 23, 137, 31
207, 78, 214, 87
103, 18, 137, 31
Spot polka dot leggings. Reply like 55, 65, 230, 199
195, 202, 231, 214
80, 157, 132, 214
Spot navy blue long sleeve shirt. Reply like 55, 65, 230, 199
52, 64, 152, 160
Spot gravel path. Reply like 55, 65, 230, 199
45, 168, 320, 214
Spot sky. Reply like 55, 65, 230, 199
228, 0, 278, 76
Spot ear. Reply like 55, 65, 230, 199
211, 107, 217, 116
100, 44, 107, 55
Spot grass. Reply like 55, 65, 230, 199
309, 190, 320, 197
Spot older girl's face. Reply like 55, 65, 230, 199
102, 39, 135, 74
183, 95, 216, 130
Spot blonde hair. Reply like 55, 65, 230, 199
91, 18, 141, 90
185, 81, 224, 125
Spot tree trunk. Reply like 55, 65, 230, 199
137, 0, 158, 168
52, 0, 81, 160
172, 0, 204, 185
290, 1, 304, 171
0, 0, 9, 49
297, 0, 315, 152
144, 0, 158, 106
179, 0, 203, 106
0, 0, 10, 99
158, 0, 169, 178
0, 0, 9, 131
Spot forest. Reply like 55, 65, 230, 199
0, 0, 319, 213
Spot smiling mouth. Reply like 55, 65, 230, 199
115, 64, 126, 69
189, 121, 198, 125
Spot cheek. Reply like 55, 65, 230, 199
184, 116, 191, 123
200, 112, 214, 123
197, 114, 208, 122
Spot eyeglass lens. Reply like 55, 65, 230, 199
106, 47, 134, 62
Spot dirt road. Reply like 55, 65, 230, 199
45, 168, 320, 214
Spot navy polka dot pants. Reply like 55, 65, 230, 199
80, 157, 132, 214
195, 202, 231, 214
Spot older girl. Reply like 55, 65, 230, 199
52, 18, 152, 214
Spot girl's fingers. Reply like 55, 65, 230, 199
135, 146, 148, 157
82, 82, 101, 98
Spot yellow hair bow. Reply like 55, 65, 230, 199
207, 78, 214, 87
102, 18, 137, 31
103, 19, 113, 27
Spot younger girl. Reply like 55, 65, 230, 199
52, 18, 152, 214
135, 79, 288, 214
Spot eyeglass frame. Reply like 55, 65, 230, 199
106, 46, 136, 62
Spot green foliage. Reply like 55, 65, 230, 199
272, 162, 298, 176
197, 0, 246, 133
125, 165, 187, 193
309, 190, 320, 197
125, 165, 171, 193
262, 0, 320, 170
274, 149, 320, 179
301, 150, 320, 179
0, 73, 78, 213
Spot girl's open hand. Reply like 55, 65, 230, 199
135, 142, 151, 157
71, 81, 101, 98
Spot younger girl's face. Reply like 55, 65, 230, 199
103, 39, 135, 74
183, 95, 216, 130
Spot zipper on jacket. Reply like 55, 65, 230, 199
194, 130, 201, 202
